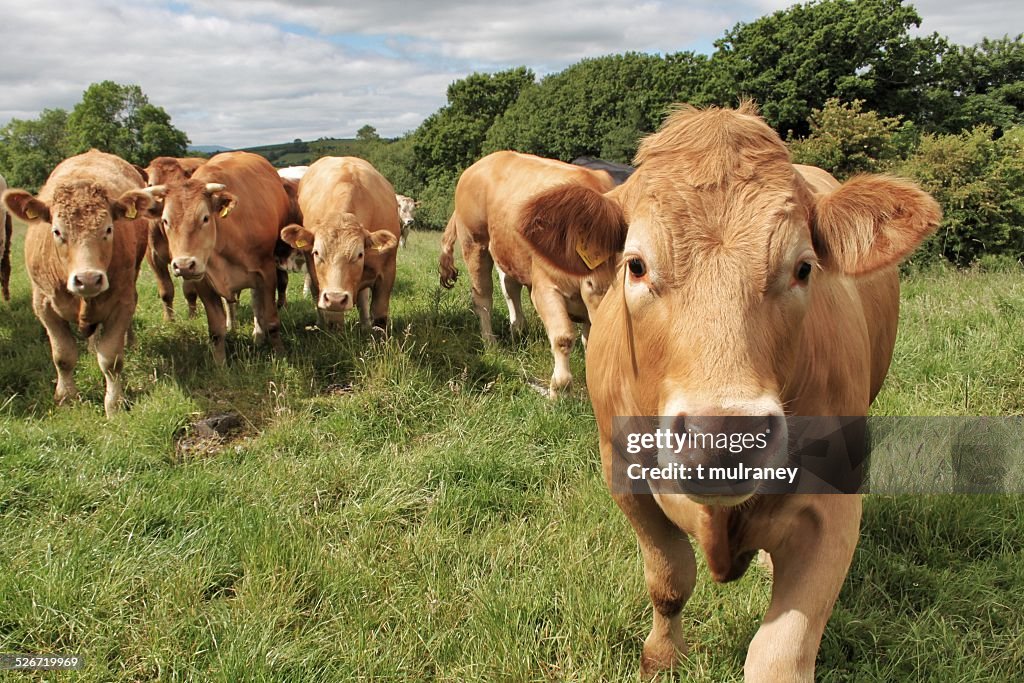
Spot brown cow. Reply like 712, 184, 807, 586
144, 156, 206, 321
2, 150, 153, 416
439, 151, 618, 396
0, 173, 11, 300
278, 156, 400, 329
146, 151, 292, 363
518, 104, 940, 681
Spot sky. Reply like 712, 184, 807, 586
0, 0, 1021, 149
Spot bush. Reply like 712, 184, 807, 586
413, 171, 458, 231
892, 125, 1024, 266
788, 99, 913, 178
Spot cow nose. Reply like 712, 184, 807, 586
69, 270, 108, 296
172, 257, 198, 277
320, 290, 351, 311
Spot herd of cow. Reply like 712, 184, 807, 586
1, 103, 944, 681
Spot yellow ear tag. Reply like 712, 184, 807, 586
126, 204, 137, 219
220, 205, 233, 218
575, 234, 609, 270
296, 239, 309, 249
26, 208, 39, 220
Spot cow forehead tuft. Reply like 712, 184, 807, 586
635, 105, 791, 189
51, 181, 114, 223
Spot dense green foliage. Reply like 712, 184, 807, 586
484, 52, 708, 163
0, 226, 1022, 681
789, 99, 914, 178
894, 126, 1024, 265
0, 81, 188, 191
704, 0, 947, 136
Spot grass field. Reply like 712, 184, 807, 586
0, 224, 1022, 682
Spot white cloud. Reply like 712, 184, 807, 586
0, 0, 1019, 149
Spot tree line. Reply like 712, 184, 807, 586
1, 0, 1021, 265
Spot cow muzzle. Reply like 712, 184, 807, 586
657, 405, 787, 506
319, 290, 353, 313
67, 269, 109, 298
172, 256, 205, 281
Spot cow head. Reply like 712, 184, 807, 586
4, 182, 154, 298
147, 180, 236, 281
280, 214, 397, 323
520, 104, 940, 505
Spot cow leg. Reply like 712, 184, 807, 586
94, 304, 134, 417
147, 244, 176, 322
612, 493, 697, 679
196, 281, 228, 365
252, 267, 284, 354
35, 293, 79, 404
744, 496, 861, 682
369, 267, 395, 332
496, 266, 525, 336
225, 295, 239, 332
461, 241, 495, 343
357, 288, 371, 329
580, 321, 591, 350
530, 283, 575, 398
183, 279, 199, 319
400, 223, 409, 248
276, 267, 288, 309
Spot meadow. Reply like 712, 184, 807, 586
0, 223, 1022, 682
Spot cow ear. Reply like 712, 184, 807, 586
365, 229, 398, 253
519, 183, 626, 276
3, 189, 51, 223
281, 224, 315, 250
111, 189, 156, 221
210, 191, 237, 219
814, 175, 941, 276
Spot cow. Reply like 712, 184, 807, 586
277, 165, 308, 181
144, 156, 207, 321
439, 150, 618, 397
278, 156, 400, 329
518, 104, 941, 681
145, 151, 292, 363
2, 150, 154, 416
395, 194, 418, 247
0, 173, 11, 301
571, 156, 635, 185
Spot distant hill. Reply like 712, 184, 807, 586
238, 138, 367, 167
188, 144, 230, 154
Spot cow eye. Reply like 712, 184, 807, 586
357, 251, 364, 259
105, 225, 113, 237
202, 215, 210, 224
795, 260, 813, 283
627, 257, 647, 279
52, 228, 63, 241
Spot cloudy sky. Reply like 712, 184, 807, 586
1, 0, 1020, 148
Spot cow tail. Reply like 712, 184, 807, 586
439, 215, 459, 289
1, 213, 11, 301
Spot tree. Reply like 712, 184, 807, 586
0, 108, 71, 190
703, 0, 948, 137
66, 81, 189, 165
413, 67, 535, 179
927, 35, 1024, 134
484, 52, 709, 163
356, 125, 380, 142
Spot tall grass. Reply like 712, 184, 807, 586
0, 224, 1021, 681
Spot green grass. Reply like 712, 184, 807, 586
0, 224, 1022, 681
